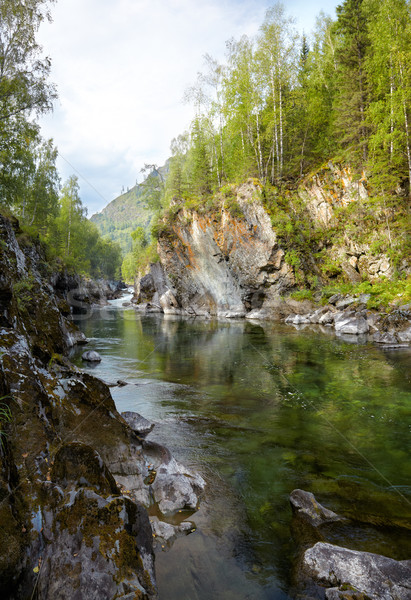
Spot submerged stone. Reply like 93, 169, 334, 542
81, 350, 102, 362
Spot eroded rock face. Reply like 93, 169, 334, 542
302, 542, 411, 600
135, 181, 295, 318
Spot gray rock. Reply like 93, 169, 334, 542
397, 326, 411, 343
150, 516, 195, 550
303, 542, 411, 600
81, 350, 102, 362
141, 440, 205, 516
328, 293, 343, 305
358, 293, 371, 305
309, 306, 330, 324
290, 489, 344, 527
292, 314, 312, 324
121, 411, 154, 436
37, 489, 157, 600
319, 310, 336, 325
373, 332, 398, 344
334, 314, 369, 335
335, 295, 356, 309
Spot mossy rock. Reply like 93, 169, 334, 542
51, 442, 120, 496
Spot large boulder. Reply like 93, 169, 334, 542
302, 542, 411, 600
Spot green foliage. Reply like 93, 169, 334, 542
14, 273, 36, 312
0, 398, 12, 448
322, 275, 411, 309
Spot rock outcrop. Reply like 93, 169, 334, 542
0, 214, 204, 598
134, 181, 295, 317
133, 166, 410, 324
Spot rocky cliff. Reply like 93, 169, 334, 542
134, 164, 410, 323
0, 215, 204, 599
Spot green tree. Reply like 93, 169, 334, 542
257, 2, 299, 181
366, 0, 411, 194
140, 164, 166, 212
55, 176, 87, 265
333, 0, 371, 166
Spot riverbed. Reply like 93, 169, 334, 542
71, 300, 411, 600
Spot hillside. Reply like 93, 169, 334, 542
90, 184, 155, 254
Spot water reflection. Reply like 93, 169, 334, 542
72, 309, 411, 599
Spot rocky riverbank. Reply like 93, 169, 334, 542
0, 214, 204, 599
283, 293, 411, 346
131, 169, 411, 344
289, 489, 411, 600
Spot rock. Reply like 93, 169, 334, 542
141, 440, 205, 516
319, 310, 336, 325
121, 411, 154, 436
328, 294, 343, 305
37, 489, 157, 600
309, 306, 331, 324
334, 313, 369, 335
82, 350, 102, 362
290, 489, 344, 527
302, 542, 411, 600
358, 293, 371, 305
373, 332, 398, 344
335, 296, 356, 310
397, 326, 411, 343
51, 442, 119, 495
150, 516, 195, 550
292, 314, 312, 324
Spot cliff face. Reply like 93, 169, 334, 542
136, 181, 295, 318
134, 165, 410, 319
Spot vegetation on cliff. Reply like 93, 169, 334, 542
132, 0, 411, 306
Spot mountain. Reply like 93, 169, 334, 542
90, 184, 154, 254
90, 164, 169, 255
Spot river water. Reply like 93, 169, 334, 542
71, 299, 411, 600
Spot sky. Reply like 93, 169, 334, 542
38, 0, 340, 216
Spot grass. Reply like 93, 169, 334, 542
0, 398, 12, 449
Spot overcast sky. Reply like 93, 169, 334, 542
38, 0, 340, 216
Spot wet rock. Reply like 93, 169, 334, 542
302, 542, 411, 600
121, 411, 154, 436
150, 516, 195, 550
290, 489, 345, 527
82, 350, 102, 362
141, 440, 205, 516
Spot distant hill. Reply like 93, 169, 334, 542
90, 164, 169, 255
90, 184, 155, 255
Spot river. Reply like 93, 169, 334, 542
71, 297, 411, 600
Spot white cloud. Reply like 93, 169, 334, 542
38, 0, 338, 215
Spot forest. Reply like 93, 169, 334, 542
0, 0, 122, 279
162, 0, 411, 197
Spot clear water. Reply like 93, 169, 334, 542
71, 304, 411, 600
